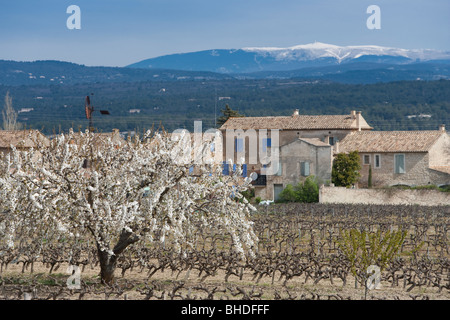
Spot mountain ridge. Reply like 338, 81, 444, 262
127, 42, 450, 74
1, 42, 450, 86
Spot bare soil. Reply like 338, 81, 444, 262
1, 261, 448, 300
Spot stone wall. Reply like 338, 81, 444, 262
357, 152, 449, 187
428, 133, 450, 167
279, 138, 332, 185
319, 185, 450, 206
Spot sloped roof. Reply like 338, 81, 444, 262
68, 130, 125, 148
220, 113, 373, 130
338, 130, 446, 153
430, 166, 450, 175
298, 138, 331, 147
0, 130, 50, 149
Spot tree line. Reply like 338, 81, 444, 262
1, 79, 449, 134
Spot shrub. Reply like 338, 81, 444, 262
297, 176, 320, 203
332, 151, 361, 187
278, 184, 297, 203
278, 176, 319, 203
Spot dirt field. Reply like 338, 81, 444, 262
1, 204, 449, 301
0, 260, 448, 300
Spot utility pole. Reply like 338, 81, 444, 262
214, 87, 217, 128
84, 93, 110, 132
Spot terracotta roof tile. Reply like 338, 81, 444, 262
0, 130, 49, 149
220, 114, 373, 130
339, 131, 446, 153
68, 130, 125, 148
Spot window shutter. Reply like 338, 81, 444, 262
395, 154, 405, 173
242, 164, 247, 177
301, 162, 310, 176
375, 154, 381, 168
222, 161, 229, 175
262, 138, 272, 152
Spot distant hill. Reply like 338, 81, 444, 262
1, 78, 449, 135
237, 61, 450, 84
2, 58, 450, 87
127, 42, 450, 83
1, 43, 449, 135
0, 60, 233, 86
2, 42, 450, 87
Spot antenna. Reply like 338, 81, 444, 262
214, 87, 217, 128
85, 95, 94, 131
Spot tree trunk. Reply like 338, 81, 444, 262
96, 228, 140, 284
97, 248, 117, 284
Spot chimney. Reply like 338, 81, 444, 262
351, 110, 356, 119
439, 124, 446, 132
356, 111, 362, 131
292, 109, 299, 117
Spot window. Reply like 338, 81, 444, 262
224, 163, 247, 177
374, 154, 381, 168
262, 138, 271, 152
222, 161, 230, 175
394, 154, 405, 174
242, 164, 247, 177
235, 138, 244, 152
274, 184, 284, 201
329, 137, 335, 146
300, 161, 310, 177
363, 154, 370, 165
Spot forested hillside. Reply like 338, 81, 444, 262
0, 79, 448, 135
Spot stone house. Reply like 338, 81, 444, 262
67, 129, 126, 168
220, 109, 372, 200
270, 138, 332, 201
68, 129, 125, 150
337, 125, 450, 187
0, 129, 50, 156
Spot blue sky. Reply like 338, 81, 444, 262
1, 0, 449, 67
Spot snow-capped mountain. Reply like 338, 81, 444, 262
127, 42, 450, 74
242, 42, 450, 64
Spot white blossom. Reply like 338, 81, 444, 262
0, 129, 258, 280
